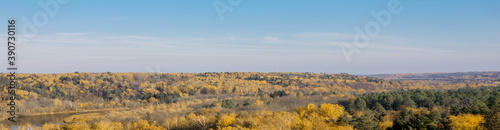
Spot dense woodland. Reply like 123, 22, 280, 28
0, 72, 499, 129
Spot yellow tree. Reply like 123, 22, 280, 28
304, 104, 317, 116
130, 120, 166, 130
253, 100, 264, 106
42, 123, 61, 130
319, 103, 344, 120
53, 99, 63, 107
378, 120, 393, 130
448, 114, 485, 130
148, 97, 159, 104
93, 121, 123, 130
217, 114, 236, 129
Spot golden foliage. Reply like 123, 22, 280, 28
130, 120, 166, 130
63, 121, 91, 130
319, 103, 343, 120
93, 122, 123, 130
294, 103, 352, 130
63, 113, 102, 124
378, 120, 393, 130
330, 125, 354, 130
448, 114, 485, 130
304, 104, 318, 114
53, 99, 63, 107
149, 97, 159, 103
253, 100, 264, 106
4, 72, 498, 129
43, 123, 62, 130
217, 114, 237, 129
0, 124, 8, 130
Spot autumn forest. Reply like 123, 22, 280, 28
1, 72, 500, 129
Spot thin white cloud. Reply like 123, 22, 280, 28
7, 32, 499, 74
263, 36, 286, 43
55, 33, 87, 36
104, 35, 160, 40
295, 32, 354, 39
367, 44, 450, 52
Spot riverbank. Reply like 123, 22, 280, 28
1, 107, 130, 123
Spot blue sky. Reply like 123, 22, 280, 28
1, 0, 499, 74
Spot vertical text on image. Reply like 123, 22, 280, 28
7, 19, 17, 122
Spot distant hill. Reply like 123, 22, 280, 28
367, 71, 500, 83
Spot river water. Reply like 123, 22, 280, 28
1, 111, 104, 130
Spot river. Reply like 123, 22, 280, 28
1, 111, 106, 130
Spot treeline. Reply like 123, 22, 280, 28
343, 86, 500, 129
4, 72, 496, 103
26, 86, 500, 130
2, 72, 460, 116
371, 71, 500, 84
1, 72, 500, 129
